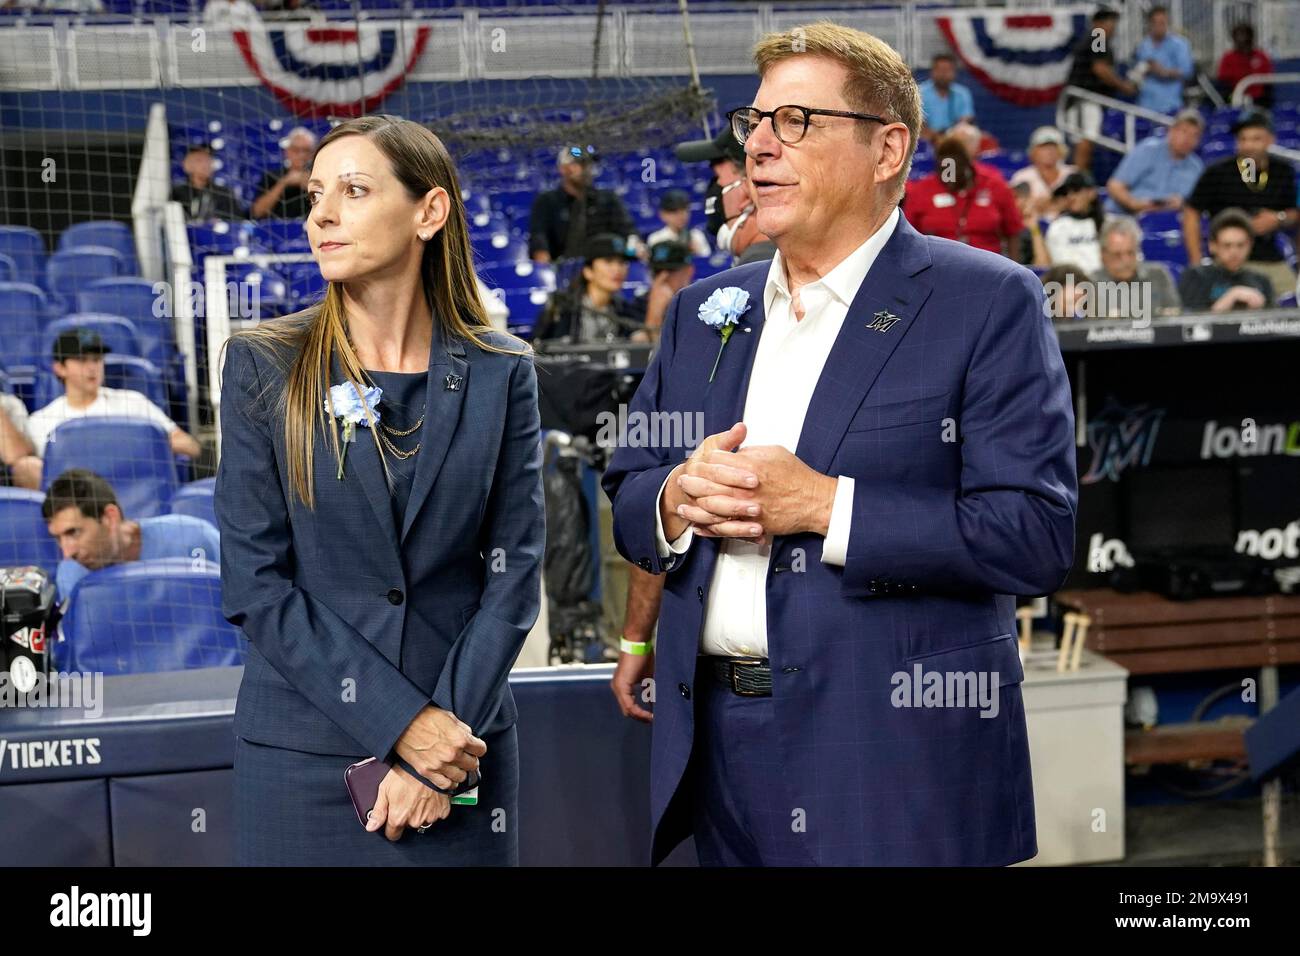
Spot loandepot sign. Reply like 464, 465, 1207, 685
1200, 419, 1300, 459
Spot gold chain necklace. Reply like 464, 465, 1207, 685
381, 413, 425, 437
378, 428, 421, 459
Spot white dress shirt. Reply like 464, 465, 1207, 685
653, 206, 901, 658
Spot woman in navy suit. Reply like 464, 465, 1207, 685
214, 115, 544, 865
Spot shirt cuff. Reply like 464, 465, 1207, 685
820, 476, 854, 567
654, 471, 694, 561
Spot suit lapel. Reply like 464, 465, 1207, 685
794, 215, 936, 474
703, 269, 769, 439
400, 331, 468, 545
328, 350, 400, 550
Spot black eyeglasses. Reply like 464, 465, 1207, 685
727, 104, 888, 146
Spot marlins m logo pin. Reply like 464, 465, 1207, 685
867, 310, 902, 332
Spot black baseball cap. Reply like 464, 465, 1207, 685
675, 123, 746, 165
649, 239, 692, 272
658, 188, 691, 212
1052, 170, 1096, 198
583, 232, 636, 263
1231, 109, 1273, 135
53, 328, 111, 362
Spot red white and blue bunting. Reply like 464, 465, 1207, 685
936, 10, 1088, 106
232, 17, 431, 118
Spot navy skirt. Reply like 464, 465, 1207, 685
234, 726, 519, 866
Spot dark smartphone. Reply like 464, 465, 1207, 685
344, 758, 483, 827
344, 756, 391, 827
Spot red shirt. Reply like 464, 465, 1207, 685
1217, 49, 1273, 100
904, 168, 1024, 254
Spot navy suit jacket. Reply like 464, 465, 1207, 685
602, 214, 1078, 866
215, 323, 545, 766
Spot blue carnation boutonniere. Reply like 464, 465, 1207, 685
325, 381, 382, 479
699, 286, 752, 383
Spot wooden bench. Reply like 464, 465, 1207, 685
1054, 588, 1300, 864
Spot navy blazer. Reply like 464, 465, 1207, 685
603, 215, 1078, 866
215, 323, 545, 763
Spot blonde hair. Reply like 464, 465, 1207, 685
752, 20, 921, 201
223, 115, 525, 509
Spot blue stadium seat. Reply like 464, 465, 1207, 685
0, 488, 60, 578
0, 253, 16, 283
77, 277, 181, 373
103, 355, 169, 409
282, 260, 328, 311
187, 221, 242, 262
77, 277, 165, 333
59, 221, 138, 274
0, 281, 48, 368
225, 262, 290, 318
256, 218, 311, 253
1137, 209, 1182, 234
55, 558, 242, 675
488, 188, 538, 220
170, 477, 216, 527
42, 417, 179, 518
46, 248, 126, 312
691, 255, 725, 282
0, 226, 46, 289
31, 368, 63, 412
43, 314, 144, 366
498, 287, 550, 332
478, 258, 544, 290
1141, 230, 1187, 267
464, 192, 492, 218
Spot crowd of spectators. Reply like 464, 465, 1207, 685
154, 1, 1300, 346
900, 5, 1298, 323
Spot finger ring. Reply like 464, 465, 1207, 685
418, 822, 432, 833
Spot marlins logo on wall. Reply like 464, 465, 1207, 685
232, 16, 432, 118
935, 10, 1088, 106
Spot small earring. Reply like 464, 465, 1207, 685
418, 232, 430, 241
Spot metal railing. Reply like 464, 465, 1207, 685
1057, 83, 1300, 165
1056, 86, 1188, 154
1230, 71, 1300, 104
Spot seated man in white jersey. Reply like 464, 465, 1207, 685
24, 328, 202, 467
42, 468, 220, 603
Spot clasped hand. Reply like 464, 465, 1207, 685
368, 705, 485, 840
660, 422, 837, 543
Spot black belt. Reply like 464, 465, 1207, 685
701, 655, 772, 697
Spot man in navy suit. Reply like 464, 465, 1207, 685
603, 23, 1077, 866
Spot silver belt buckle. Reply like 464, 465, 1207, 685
729, 657, 766, 697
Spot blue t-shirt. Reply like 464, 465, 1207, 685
919, 79, 975, 134
56, 514, 221, 601
1104, 134, 1204, 213
1134, 34, 1194, 114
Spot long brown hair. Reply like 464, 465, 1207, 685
934, 134, 975, 193
222, 115, 523, 509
